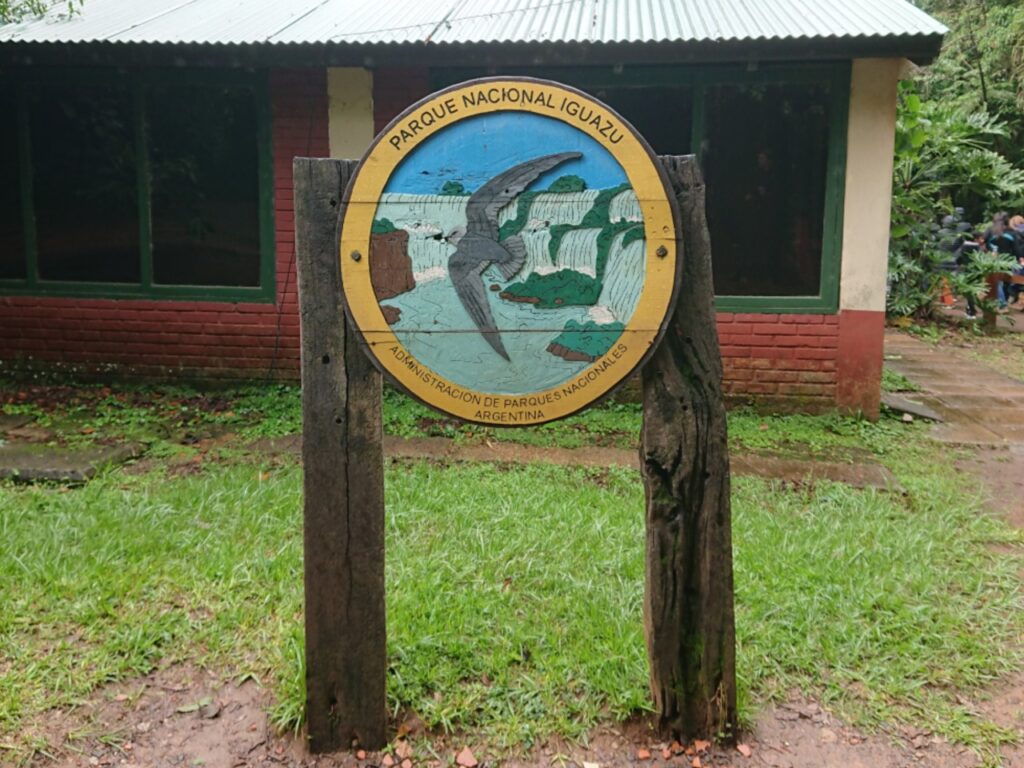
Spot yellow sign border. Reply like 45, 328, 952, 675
339, 77, 679, 426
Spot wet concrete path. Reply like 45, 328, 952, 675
885, 331, 1024, 445
252, 434, 903, 491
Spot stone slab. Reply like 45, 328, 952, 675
957, 407, 1024, 426
992, 425, 1024, 443
929, 395, 1017, 408
929, 422, 1005, 445
730, 454, 905, 492
918, 384, 987, 396
0, 413, 32, 434
880, 393, 944, 422
0, 443, 142, 483
886, 364, 951, 379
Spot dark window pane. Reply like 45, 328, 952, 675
148, 84, 260, 287
30, 84, 140, 282
595, 86, 692, 154
704, 83, 831, 296
0, 84, 25, 280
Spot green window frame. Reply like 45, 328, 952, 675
0, 68, 276, 303
433, 63, 851, 314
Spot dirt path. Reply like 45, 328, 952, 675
32, 662, 982, 768
885, 331, 1024, 445
247, 435, 903, 491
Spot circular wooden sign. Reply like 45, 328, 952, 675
339, 77, 680, 426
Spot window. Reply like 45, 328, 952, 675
595, 85, 693, 155
0, 87, 24, 280
30, 83, 140, 283
435, 64, 848, 312
593, 70, 847, 312
148, 85, 261, 287
0, 70, 273, 301
703, 82, 832, 298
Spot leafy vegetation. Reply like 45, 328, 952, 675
0, 381, 304, 474
881, 367, 923, 393
915, 0, 1024, 170
887, 88, 1022, 318
888, 0, 1024, 320
382, 385, 642, 448
0, 0, 80, 23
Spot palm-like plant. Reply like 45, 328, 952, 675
888, 85, 1024, 319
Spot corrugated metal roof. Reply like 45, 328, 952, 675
0, 0, 946, 46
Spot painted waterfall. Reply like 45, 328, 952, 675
367, 112, 648, 395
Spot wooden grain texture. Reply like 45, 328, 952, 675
641, 156, 737, 741
294, 157, 386, 752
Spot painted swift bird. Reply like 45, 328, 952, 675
447, 151, 582, 361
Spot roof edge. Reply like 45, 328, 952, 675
0, 34, 945, 69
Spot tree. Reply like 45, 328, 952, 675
887, 84, 1023, 318
0, 0, 81, 24
913, 0, 1024, 166
887, 2, 1024, 320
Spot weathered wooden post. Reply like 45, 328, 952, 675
294, 158, 387, 752
642, 156, 737, 741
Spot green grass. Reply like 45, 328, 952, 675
881, 367, 922, 393
0, 412, 1021, 763
946, 331, 1024, 384
891, 322, 1024, 384
4, 376, 929, 457
0, 380, 303, 452
2, 379, 644, 451
382, 386, 642, 448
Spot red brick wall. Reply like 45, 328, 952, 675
717, 313, 839, 410
373, 68, 432, 134
0, 68, 329, 381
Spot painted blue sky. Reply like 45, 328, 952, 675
384, 112, 629, 195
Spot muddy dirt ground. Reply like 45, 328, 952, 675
26, 659, 1006, 768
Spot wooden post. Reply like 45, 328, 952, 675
641, 156, 737, 741
294, 158, 387, 752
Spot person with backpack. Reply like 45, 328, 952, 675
994, 214, 1024, 308
936, 210, 982, 318
987, 212, 1023, 310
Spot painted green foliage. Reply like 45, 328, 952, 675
503, 269, 602, 308
439, 180, 466, 196
546, 174, 586, 193
549, 319, 626, 360
371, 217, 398, 234
501, 182, 644, 308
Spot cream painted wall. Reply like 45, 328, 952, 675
327, 68, 374, 161
839, 59, 903, 313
